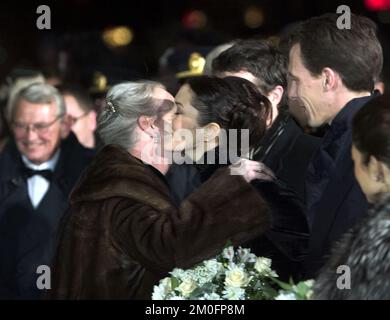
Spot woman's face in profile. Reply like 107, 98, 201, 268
351, 144, 384, 203
174, 84, 199, 132
151, 87, 183, 152
172, 84, 208, 151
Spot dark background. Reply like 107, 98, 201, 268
0, 0, 389, 87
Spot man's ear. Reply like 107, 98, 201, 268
88, 110, 97, 131
267, 85, 284, 107
60, 114, 72, 139
322, 68, 338, 92
203, 122, 221, 142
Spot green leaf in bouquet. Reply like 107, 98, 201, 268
224, 240, 233, 249
295, 281, 313, 299
269, 276, 293, 291
171, 276, 180, 290
249, 290, 266, 300
297, 282, 308, 293
190, 287, 207, 299
261, 286, 279, 300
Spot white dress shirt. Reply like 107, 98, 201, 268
21, 150, 60, 209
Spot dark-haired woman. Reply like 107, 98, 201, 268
167, 76, 309, 281
46, 81, 271, 299
314, 94, 390, 299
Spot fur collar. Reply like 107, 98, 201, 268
70, 145, 171, 210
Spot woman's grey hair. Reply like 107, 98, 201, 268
11, 83, 65, 121
97, 81, 168, 150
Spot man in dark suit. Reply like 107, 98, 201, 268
167, 40, 317, 281
286, 13, 383, 278
212, 39, 321, 202
0, 83, 94, 299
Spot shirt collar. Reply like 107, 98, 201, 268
22, 149, 61, 171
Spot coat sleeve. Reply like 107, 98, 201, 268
111, 167, 271, 274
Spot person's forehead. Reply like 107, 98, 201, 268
153, 87, 174, 101
14, 99, 57, 119
289, 44, 304, 71
176, 84, 196, 102
175, 85, 199, 115
64, 95, 83, 114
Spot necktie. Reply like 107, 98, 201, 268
23, 167, 53, 181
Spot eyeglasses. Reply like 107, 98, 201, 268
12, 114, 64, 135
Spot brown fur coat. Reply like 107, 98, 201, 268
48, 145, 271, 299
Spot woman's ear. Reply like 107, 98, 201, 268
382, 162, 390, 192
203, 122, 221, 142
367, 155, 385, 183
369, 156, 390, 193
137, 115, 154, 131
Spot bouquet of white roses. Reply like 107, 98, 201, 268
152, 246, 314, 300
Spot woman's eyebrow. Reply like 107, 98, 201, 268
175, 101, 184, 110
154, 99, 176, 117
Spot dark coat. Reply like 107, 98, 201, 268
313, 194, 390, 300
166, 149, 309, 281
253, 112, 321, 202
48, 145, 271, 300
0, 133, 94, 299
304, 96, 375, 279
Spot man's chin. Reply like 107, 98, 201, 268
22, 149, 50, 164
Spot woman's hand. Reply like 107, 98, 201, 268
229, 158, 276, 183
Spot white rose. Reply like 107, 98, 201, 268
275, 292, 297, 300
151, 277, 173, 300
304, 279, 315, 287
161, 277, 172, 294
254, 257, 272, 274
170, 268, 186, 279
225, 267, 251, 288
237, 247, 256, 263
177, 279, 197, 297
168, 296, 186, 300
204, 260, 223, 274
222, 246, 235, 261
200, 293, 222, 300
222, 287, 246, 300
151, 286, 165, 300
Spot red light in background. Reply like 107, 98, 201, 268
365, 0, 390, 11
182, 10, 208, 29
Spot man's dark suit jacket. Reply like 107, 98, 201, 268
304, 95, 375, 278
0, 133, 94, 299
253, 111, 321, 202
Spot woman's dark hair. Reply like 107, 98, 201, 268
352, 94, 390, 167
186, 76, 272, 152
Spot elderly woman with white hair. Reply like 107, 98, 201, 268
49, 81, 271, 299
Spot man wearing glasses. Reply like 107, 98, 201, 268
0, 83, 94, 299
58, 85, 98, 150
